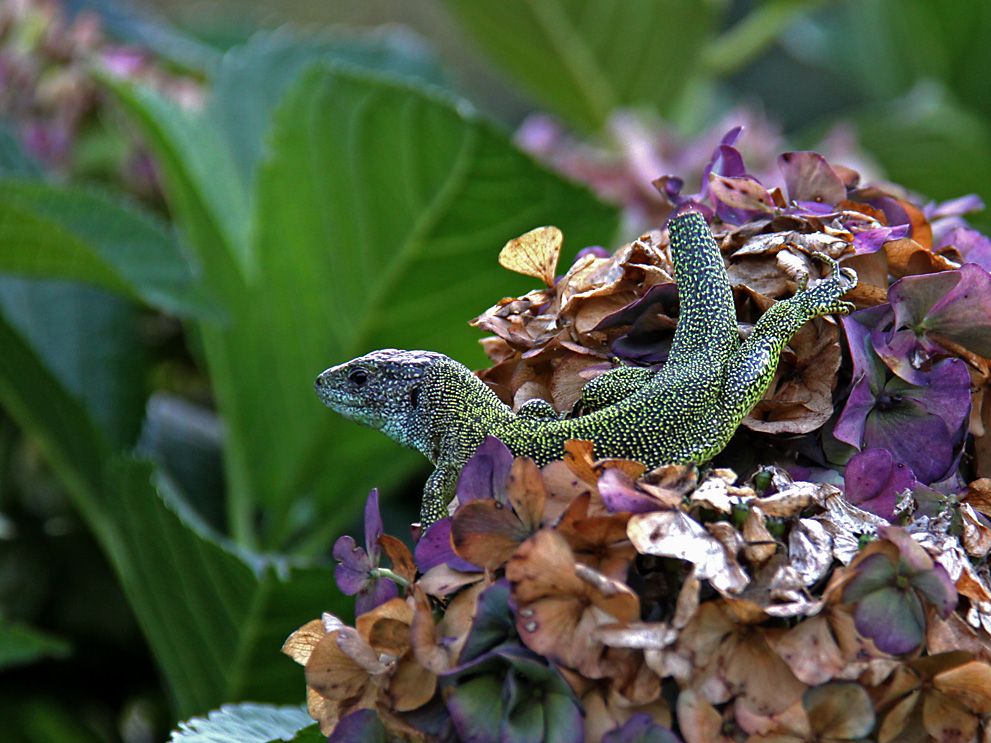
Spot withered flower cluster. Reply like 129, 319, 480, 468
286, 138, 991, 741
0, 0, 200, 191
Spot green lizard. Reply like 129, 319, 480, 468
315, 211, 857, 525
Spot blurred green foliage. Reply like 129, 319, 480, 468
1, 0, 991, 739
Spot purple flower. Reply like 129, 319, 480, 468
940, 226, 991, 272
842, 526, 957, 655
876, 264, 991, 384
332, 489, 398, 614
414, 518, 481, 574
835, 307, 971, 484
843, 448, 918, 520
602, 714, 682, 743
441, 582, 584, 743
455, 436, 513, 506
778, 151, 847, 205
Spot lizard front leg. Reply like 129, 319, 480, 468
717, 254, 858, 430
420, 463, 461, 526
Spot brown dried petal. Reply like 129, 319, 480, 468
451, 499, 529, 570
416, 563, 483, 597
742, 506, 778, 565
305, 629, 380, 703
498, 225, 562, 286
767, 615, 845, 686
963, 478, 991, 518
574, 562, 640, 621
933, 661, 991, 714
388, 655, 436, 712
884, 237, 958, 278
676, 688, 731, 743
756, 481, 833, 518
743, 319, 841, 435
923, 689, 978, 742
379, 534, 416, 584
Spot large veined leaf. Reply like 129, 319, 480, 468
0, 278, 147, 448
0, 307, 343, 716
220, 65, 620, 549
204, 27, 446, 188
0, 181, 211, 318
170, 704, 317, 743
443, 0, 722, 130
106, 457, 337, 716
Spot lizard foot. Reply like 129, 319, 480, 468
793, 254, 858, 317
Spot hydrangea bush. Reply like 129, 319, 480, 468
284, 135, 991, 741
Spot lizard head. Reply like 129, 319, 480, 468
315, 349, 445, 448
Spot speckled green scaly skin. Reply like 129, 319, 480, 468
315, 212, 857, 525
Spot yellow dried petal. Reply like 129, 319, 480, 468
498, 225, 562, 286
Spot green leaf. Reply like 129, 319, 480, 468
0, 620, 71, 670
443, 0, 722, 129
220, 65, 619, 548
105, 457, 341, 716
852, 84, 991, 234
0, 278, 147, 448
170, 703, 315, 743
205, 27, 446, 187
0, 181, 213, 317
102, 79, 252, 291
0, 306, 342, 716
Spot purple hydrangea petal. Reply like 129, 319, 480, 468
842, 306, 895, 387
355, 572, 399, 616
843, 448, 915, 520
942, 226, 991, 272
415, 518, 482, 574
842, 553, 898, 604
456, 437, 514, 505
363, 488, 384, 563
853, 585, 925, 655
862, 398, 954, 485
330, 709, 387, 743
444, 672, 504, 743
457, 580, 516, 667
927, 194, 985, 220
896, 358, 972, 441
602, 713, 682, 743
333, 535, 372, 596
707, 174, 775, 224
833, 375, 875, 449
916, 264, 991, 358
598, 468, 666, 514
852, 225, 910, 255
910, 564, 958, 618
778, 151, 846, 205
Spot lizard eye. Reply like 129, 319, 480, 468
348, 368, 369, 387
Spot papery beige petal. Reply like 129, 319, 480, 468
628, 511, 749, 594
282, 619, 325, 666
498, 225, 562, 286
788, 518, 833, 586
767, 615, 844, 686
